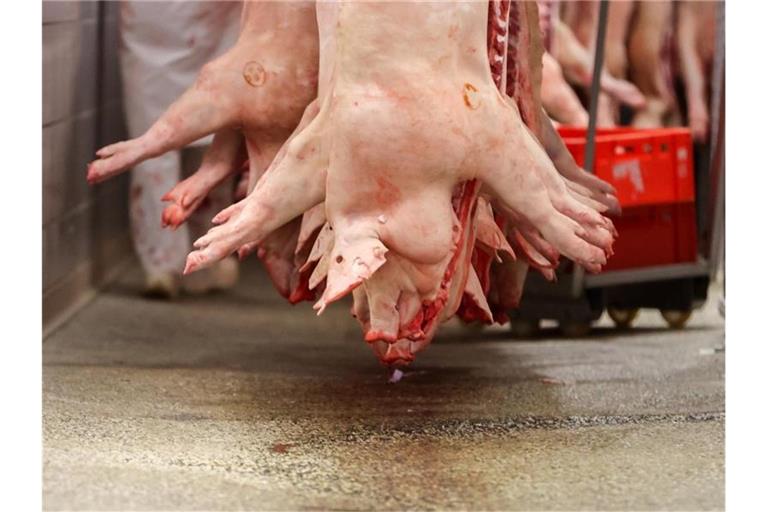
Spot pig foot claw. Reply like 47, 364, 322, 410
87, 139, 147, 184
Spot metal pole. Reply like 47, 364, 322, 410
572, 0, 610, 297
709, 0, 725, 172
584, 0, 609, 175
708, 2, 726, 282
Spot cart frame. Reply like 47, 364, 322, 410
508, 0, 725, 332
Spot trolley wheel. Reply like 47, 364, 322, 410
660, 309, 692, 329
559, 320, 592, 338
607, 307, 640, 329
509, 318, 540, 338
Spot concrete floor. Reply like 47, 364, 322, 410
43, 261, 724, 511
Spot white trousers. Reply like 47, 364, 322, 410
119, 0, 240, 276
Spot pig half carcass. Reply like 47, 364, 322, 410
539, 0, 644, 127
88, 1, 618, 368
182, 1, 617, 365
675, 0, 718, 142
87, 0, 321, 299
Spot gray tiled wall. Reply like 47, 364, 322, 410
43, 1, 133, 329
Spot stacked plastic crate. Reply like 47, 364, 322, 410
558, 127, 698, 271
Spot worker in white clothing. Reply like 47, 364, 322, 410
119, 0, 241, 298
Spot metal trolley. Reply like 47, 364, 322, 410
507, 0, 725, 336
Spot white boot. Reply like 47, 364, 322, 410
143, 273, 180, 299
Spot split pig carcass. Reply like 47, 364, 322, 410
541, 0, 644, 127
675, 0, 718, 142
88, 0, 322, 300
88, 1, 618, 368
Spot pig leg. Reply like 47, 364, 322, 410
246, 100, 321, 194
553, 20, 645, 110
600, 0, 636, 124
482, 107, 610, 272
628, 1, 674, 128
233, 164, 250, 201
502, 88, 619, 213
604, 0, 635, 80
129, 151, 190, 284
562, 178, 610, 213
561, 0, 599, 49
87, 58, 242, 184
541, 52, 589, 126
232, 100, 323, 260
161, 129, 244, 229
495, 103, 616, 250
677, 1, 711, 142
178, 144, 240, 294
539, 111, 621, 214
185, 116, 328, 274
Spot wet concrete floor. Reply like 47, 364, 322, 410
43, 261, 724, 510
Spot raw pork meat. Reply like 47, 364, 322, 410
676, 0, 718, 142
87, 1, 321, 299
185, 1, 616, 365
541, 51, 589, 125
549, 2, 643, 126
628, 1, 677, 128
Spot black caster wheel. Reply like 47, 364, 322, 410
660, 309, 692, 329
559, 320, 592, 338
509, 318, 540, 338
607, 307, 640, 329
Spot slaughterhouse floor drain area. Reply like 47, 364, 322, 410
43, 261, 724, 511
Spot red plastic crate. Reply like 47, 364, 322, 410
557, 126, 698, 271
